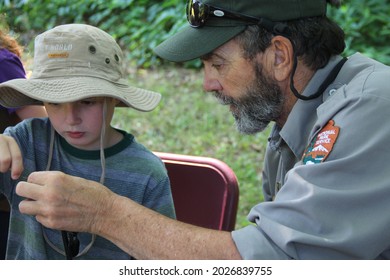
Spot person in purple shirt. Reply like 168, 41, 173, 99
0, 27, 46, 127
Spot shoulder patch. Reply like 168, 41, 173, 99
302, 120, 340, 165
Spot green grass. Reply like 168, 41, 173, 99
112, 65, 271, 229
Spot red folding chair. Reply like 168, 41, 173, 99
154, 152, 239, 231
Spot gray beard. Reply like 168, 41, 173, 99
213, 64, 284, 134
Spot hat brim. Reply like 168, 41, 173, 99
0, 77, 161, 112
154, 25, 246, 62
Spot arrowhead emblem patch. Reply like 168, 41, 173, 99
302, 120, 340, 165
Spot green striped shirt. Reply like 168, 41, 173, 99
1, 118, 175, 259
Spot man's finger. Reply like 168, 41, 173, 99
15, 181, 43, 202
18, 198, 39, 216
27, 170, 64, 186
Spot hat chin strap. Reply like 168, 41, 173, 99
99, 98, 107, 184
43, 99, 108, 259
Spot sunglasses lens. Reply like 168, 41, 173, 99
187, 0, 206, 27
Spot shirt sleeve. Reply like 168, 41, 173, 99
143, 175, 176, 219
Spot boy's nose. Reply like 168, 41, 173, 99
65, 104, 81, 124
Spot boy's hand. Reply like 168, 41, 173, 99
0, 134, 24, 179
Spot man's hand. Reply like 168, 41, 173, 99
0, 134, 23, 179
16, 171, 116, 234
15, 171, 241, 259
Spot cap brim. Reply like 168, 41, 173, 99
154, 25, 246, 62
0, 77, 161, 112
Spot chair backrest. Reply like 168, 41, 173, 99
154, 152, 239, 231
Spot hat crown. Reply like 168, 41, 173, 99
0, 23, 161, 112
32, 24, 125, 83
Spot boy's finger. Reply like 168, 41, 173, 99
0, 135, 24, 179
0, 137, 12, 172
9, 140, 24, 179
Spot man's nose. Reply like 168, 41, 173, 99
203, 68, 222, 92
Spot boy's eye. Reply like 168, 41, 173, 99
80, 99, 97, 105
81, 101, 93, 105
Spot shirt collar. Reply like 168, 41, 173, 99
277, 55, 344, 158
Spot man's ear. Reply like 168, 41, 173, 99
271, 35, 294, 82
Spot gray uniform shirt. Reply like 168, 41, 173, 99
232, 53, 390, 259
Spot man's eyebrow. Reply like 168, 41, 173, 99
200, 52, 213, 61
200, 52, 224, 61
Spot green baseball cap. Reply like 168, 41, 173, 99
154, 0, 327, 62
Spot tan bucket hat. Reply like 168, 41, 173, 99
0, 23, 161, 112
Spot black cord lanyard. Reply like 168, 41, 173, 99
290, 56, 348, 101
269, 23, 348, 101
62, 231, 80, 260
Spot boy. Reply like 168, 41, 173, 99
0, 23, 175, 259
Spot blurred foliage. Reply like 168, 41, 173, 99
328, 0, 390, 64
1, 0, 389, 67
0, 0, 187, 67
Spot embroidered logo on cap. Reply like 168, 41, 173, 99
302, 120, 340, 165
45, 43, 72, 59
48, 53, 69, 59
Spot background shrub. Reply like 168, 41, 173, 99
1, 0, 389, 67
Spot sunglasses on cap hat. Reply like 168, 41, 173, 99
186, 0, 284, 34
186, 0, 262, 27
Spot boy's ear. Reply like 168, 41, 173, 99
271, 35, 294, 82
114, 99, 121, 106
106, 97, 120, 106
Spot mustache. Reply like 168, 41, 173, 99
212, 91, 235, 106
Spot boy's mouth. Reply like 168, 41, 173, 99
66, 131, 84, 139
